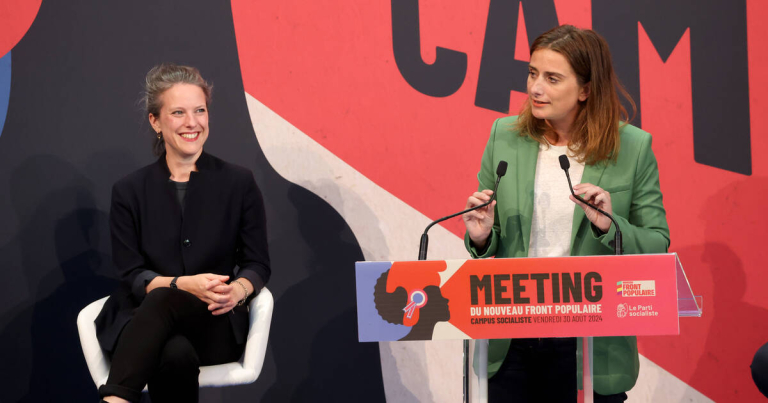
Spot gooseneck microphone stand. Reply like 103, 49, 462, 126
418, 161, 507, 260
417, 161, 507, 403
558, 155, 623, 256
559, 154, 623, 403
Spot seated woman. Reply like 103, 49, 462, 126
95, 64, 271, 403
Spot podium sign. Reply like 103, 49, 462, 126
356, 253, 696, 342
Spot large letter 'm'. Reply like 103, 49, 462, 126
594, 1, 751, 175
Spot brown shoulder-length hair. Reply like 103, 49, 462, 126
515, 25, 636, 165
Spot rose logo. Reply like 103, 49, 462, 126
617, 303, 629, 318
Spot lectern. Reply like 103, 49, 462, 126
356, 253, 701, 402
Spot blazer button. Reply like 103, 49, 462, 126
183, 239, 191, 247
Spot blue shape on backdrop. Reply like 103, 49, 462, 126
355, 261, 410, 342
0, 51, 10, 138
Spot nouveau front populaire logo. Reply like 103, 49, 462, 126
616, 280, 656, 297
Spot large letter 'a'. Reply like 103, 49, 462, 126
475, 0, 558, 113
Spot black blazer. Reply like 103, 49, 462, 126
95, 152, 271, 352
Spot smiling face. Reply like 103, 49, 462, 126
149, 83, 209, 162
527, 48, 589, 134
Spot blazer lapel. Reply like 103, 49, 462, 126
181, 151, 214, 220
150, 155, 182, 220
517, 137, 539, 255
569, 161, 607, 250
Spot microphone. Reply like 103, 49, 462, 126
558, 155, 623, 255
417, 161, 508, 260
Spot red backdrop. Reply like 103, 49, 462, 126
232, 1, 768, 401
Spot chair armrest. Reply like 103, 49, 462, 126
77, 296, 111, 387
242, 287, 274, 381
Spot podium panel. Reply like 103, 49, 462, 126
356, 253, 700, 403
356, 253, 697, 342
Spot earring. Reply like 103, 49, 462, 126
156, 132, 161, 139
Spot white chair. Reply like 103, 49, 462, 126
77, 288, 273, 390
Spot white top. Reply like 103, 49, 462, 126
527, 143, 585, 258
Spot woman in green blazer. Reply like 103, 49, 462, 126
463, 25, 670, 402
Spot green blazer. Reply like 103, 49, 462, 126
464, 116, 670, 395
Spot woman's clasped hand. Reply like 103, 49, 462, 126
176, 274, 247, 315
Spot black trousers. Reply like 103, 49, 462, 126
488, 338, 628, 403
99, 288, 244, 403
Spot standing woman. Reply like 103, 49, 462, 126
463, 25, 669, 402
95, 64, 271, 403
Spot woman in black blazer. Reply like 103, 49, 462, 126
96, 64, 271, 403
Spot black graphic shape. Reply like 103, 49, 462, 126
374, 270, 450, 341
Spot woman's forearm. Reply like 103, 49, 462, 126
145, 276, 174, 293
232, 277, 254, 301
